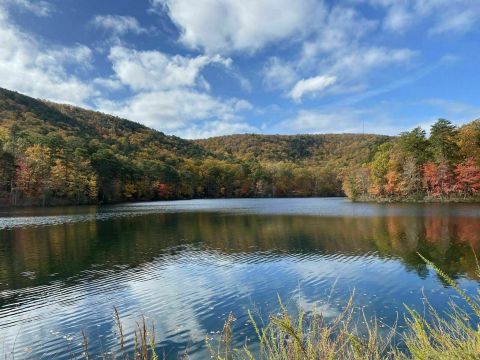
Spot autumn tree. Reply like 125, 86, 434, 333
457, 120, 480, 162
15, 145, 52, 202
369, 143, 392, 196
344, 119, 480, 202
342, 168, 370, 201
422, 161, 455, 198
454, 158, 480, 198
400, 156, 423, 197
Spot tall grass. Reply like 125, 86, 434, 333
397, 254, 480, 359
208, 295, 396, 360
80, 309, 158, 360
209, 253, 480, 360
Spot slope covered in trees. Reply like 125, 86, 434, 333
0, 87, 388, 206
196, 133, 389, 197
196, 133, 387, 166
343, 119, 480, 202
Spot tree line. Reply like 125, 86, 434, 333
1, 88, 386, 206
343, 119, 480, 202
5, 88, 478, 206
0, 127, 347, 206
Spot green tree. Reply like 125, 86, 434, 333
398, 127, 431, 163
0, 151, 15, 193
429, 119, 460, 163
369, 142, 392, 196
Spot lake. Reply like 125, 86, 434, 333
1, 198, 480, 358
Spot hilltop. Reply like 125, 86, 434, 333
196, 133, 388, 167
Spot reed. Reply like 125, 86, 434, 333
396, 254, 480, 359
208, 253, 480, 360
208, 294, 396, 360
84, 310, 159, 360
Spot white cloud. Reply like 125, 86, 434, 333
152, 0, 324, 54
154, 0, 418, 104
383, 4, 414, 32
0, 5, 94, 105
284, 45, 416, 102
233, 99, 254, 112
258, 4, 416, 101
297, 4, 415, 75
96, 90, 255, 138
95, 44, 255, 138
95, 44, 255, 137
328, 47, 416, 78
364, 0, 480, 35
301, 6, 377, 60
280, 109, 362, 134
263, 57, 298, 91
92, 77, 123, 91
181, 120, 258, 139
37, 44, 93, 69
108, 46, 232, 91
277, 96, 480, 136
420, 99, 480, 123
90, 15, 147, 36
4, 0, 53, 17
278, 108, 405, 135
289, 75, 336, 102
429, 8, 479, 35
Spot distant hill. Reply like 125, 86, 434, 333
196, 133, 389, 168
0, 87, 390, 206
0, 87, 209, 159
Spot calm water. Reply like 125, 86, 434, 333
1, 198, 480, 358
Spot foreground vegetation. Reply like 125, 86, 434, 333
343, 119, 480, 202
0, 87, 387, 206
209, 256, 480, 360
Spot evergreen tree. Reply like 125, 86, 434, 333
429, 119, 460, 163
398, 127, 431, 163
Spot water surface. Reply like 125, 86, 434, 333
1, 198, 480, 358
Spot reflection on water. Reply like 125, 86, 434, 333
0, 198, 480, 358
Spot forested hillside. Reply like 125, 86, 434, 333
0, 87, 389, 206
343, 119, 480, 202
196, 133, 389, 197
196, 133, 387, 164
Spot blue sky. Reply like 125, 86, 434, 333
0, 0, 479, 138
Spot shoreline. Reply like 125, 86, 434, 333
2, 195, 480, 210
351, 196, 480, 204
0, 195, 347, 210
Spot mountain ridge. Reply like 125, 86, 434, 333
0, 87, 390, 206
